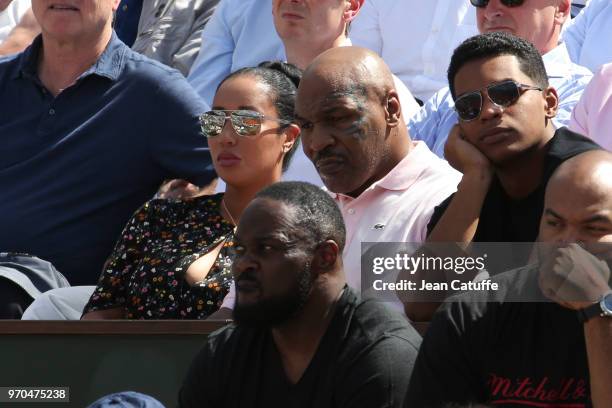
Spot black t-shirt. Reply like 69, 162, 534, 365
179, 286, 422, 408
405, 266, 592, 408
427, 128, 600, 242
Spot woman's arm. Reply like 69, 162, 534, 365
81, 307, 125, 320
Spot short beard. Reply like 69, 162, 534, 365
232, 263, 312, 328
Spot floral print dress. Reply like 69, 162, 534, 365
84, 193, 235, 319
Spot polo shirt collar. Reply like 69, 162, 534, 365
14, 31, 127, 82
13, 35, 41, 80
375, 141, 430, 191
331, 141, 432, 202
85, 31, 127, 81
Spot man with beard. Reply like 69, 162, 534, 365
178, 181, 421, 408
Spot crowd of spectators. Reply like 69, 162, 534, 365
1, 0, 611, 407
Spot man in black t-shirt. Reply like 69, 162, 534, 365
404, 33, 600, 321
406, 151, 612, 408
179, 182, 421, 408
427, 32, 600, 245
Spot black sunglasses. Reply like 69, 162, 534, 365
454, 80, 543, 122
200, 110, 291, 138
470, 0, 525, 7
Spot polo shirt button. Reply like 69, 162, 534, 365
347, 209, 355, 215
48, 108, 55, 115
122, 4, 128, 11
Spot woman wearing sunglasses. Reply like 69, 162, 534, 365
80, 61, 301, 319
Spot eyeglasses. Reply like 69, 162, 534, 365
454, 80, 542, 122
199, 110, 292, 137
470, 0, 525, 7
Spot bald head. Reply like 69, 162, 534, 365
549, 150, 612, 199
303, 47, 395, 101
295, 47, 410, 197
540, 150, 612, 243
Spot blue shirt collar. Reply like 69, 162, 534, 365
14, 31, 127, 82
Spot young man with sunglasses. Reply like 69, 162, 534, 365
409, 0, 592, 157
403, 32, 600, 322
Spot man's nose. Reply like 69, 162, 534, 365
483, 0, 505, 20
231, 252, 257, 279
555, 227, 582, 245
303, 129, 335, 158
479, 93, 504, 121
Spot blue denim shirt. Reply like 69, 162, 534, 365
0, 32, 214, 285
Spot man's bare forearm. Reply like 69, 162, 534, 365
585, 317, 612, 406
402, 169, 493, 321
428, 168, 493, 244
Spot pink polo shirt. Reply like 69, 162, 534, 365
331, 141, 461, 293
569, 63, 612, 151
220, 142, 461, 311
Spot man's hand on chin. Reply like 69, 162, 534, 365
539, 243, 611, 310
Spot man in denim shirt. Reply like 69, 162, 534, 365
0, 0, 215, 285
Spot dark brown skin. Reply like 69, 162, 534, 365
232, 198, 346, 384
538, 151, 612, 408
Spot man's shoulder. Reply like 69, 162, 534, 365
209, 0, 262, 25
121, 48, 189, 83
547, 43, 593, 82
0, 51, 25, 78
202, 322, 261, 357
117, 48, 207, 110
349, 293, 422, 349
411, 142, 461, 181
548, 127, 602, 161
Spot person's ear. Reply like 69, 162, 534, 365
343, 0, 363, 23
543, 86, 559, 120
313, 240, 340, 272
554, 0, 571, 26
281, 124, 300, 153
385, 90, 402, 128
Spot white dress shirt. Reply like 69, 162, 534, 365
350, 0, 478, 102
562, 0, 612, 72
0, 0, 31, 43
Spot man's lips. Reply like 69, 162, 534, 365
236, 279, 260, 293
49, 4, 79, 11
484, 26, 514, 33
315, 156, 346, 174
480, 128, 514, 145
281, 12, 304, 20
